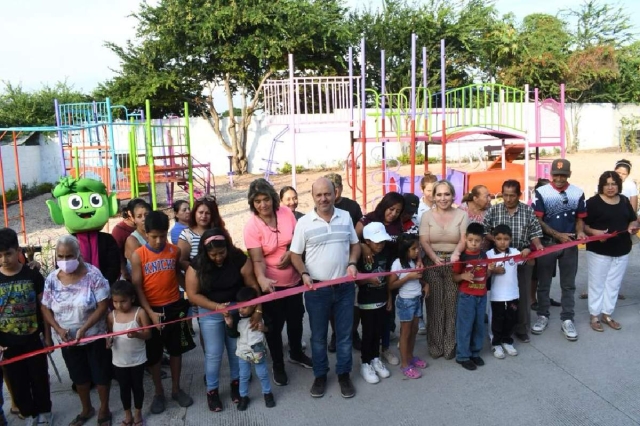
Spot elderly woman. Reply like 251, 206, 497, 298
185, 228, 262, 413
419, 180, 468, 359
459, 185, 491, 224
243, 179, 312, 387
584, 171, 638, 332
40, 235, 112, 426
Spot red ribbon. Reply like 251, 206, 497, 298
0, 231, 618, 366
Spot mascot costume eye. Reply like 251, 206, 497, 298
46, 177, 121, 284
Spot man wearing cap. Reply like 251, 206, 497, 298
531, 159, 587, 341
325, 173, 363, 228
290, 177, 361, 399
401, 193, 420, 234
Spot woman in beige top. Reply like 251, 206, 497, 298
419, 180, 467, 359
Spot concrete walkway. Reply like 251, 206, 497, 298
4, 248, 640, 425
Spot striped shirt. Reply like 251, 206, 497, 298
290, 207, 359, 281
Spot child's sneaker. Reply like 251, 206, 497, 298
380, 347, 399, 365
371, 357, 390, 378
501, 343, 518, 356
360, 363, 380, 384
492, 345, 506, 359
264, 392, 276, 408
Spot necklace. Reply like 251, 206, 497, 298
259, 213, 279, 234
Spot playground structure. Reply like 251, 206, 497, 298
55, 99, 213, 209
0, 131, 28, 243
0, 99, 214, 242
262, 36, 565, 210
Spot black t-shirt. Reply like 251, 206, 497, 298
198, 249, 248, 303
0, 265, 45, 347
335, 197, 363, 228
357, 246, 391, 306
585, 194, 637, 257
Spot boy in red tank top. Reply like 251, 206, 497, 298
131, 211, 195, 415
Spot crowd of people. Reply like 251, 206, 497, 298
0, 158, 637, 424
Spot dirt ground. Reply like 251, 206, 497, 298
2, 151, 633, 261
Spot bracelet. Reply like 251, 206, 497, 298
348, 262, 357, 268
301, 272, 310, 277
255, 309, 263, 314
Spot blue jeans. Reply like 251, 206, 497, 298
455, 293, 486, 362
239, 357, 271, 397
199, 307, 239, 391
305, 282, 355, 377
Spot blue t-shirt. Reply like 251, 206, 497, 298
532, 183, 587, 235
170, 222, 188, 245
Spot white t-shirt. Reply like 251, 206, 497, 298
486, 249, 522, 302
391, 259, 422, 298
622, 179, 638, 198
416, 200, 431, 227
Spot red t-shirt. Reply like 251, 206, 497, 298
112, 221, 136, 252
452, 250, 488, 296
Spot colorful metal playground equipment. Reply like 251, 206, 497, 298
262, 36, 565, 210
0, 99, 213, 242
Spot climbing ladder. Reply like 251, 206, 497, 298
261, 126, 289, 181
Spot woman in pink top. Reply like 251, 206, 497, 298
419, 180, 468, 360
243, 178, 313, 387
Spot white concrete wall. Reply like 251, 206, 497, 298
0, 135, 62, 188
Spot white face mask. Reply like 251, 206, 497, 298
57, 259, 80, 274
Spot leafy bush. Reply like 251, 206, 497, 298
394, 153, 440, 165
278, 162, 305, 174
0, 181, 55, 206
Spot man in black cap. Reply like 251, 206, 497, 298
531, 159, 587, 342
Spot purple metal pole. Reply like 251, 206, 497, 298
381, 50, 387, 195
422, 47, 427, 89
54, 99, 67, 177
349, 46, 356, 200
440, 39, 447, 179
349, 47, 354, 123
360, 37, 368, 209
410, 33, 417, 193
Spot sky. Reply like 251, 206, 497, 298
1, 0, 639, 93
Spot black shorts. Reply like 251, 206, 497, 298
61, 338, 112, 386
146, 299, 195, 365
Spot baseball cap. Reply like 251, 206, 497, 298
363, 222, 392, 243
551, 159, 571, 176
324, 173, 343, 188
403, 193, 419, 215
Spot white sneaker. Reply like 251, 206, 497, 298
492, 345, 506, 359
531, 315, 549, 335
418, 319, 427, 335
561, 319, 578, 341
360, 363, 380, 384
501, 343, 518, 356
380, 347, 399, 365
371, 357, 390, 378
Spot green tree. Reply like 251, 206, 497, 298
101, 0, 351, 173
0, 81, 89, 128
560, 0, 635, 49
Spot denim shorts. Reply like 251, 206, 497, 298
396, 295, 422, 322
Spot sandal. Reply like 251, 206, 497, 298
401, 366, 422, 379
590, 316, 604, 332
618, 294, 626, 300
120, 421, 133, 426
601, 315, 621, 330
579, 292, 588, 300
68, 408, 96, 426
410, 357, 429, 369
10, 408, 25, 420
97, 413, 112, 426
133, 421, 143, 426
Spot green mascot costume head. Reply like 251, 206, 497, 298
46, 176, 121, 284
46, 177, 119, 233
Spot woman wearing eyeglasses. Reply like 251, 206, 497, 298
243, 178, 312, 388
584, 171, 638, 332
